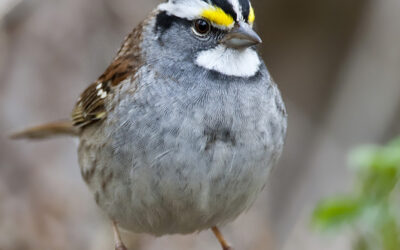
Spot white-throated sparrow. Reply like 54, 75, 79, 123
12, 0, 287, 249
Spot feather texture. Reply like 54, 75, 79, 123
71, 21, 145, 128
10, 120, 79, 140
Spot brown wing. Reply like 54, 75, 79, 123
72, 22, 144, 128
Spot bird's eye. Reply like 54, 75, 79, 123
192, 19, 211, 36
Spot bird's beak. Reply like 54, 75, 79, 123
220, 23, 262, 49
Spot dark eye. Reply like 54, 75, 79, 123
192, 19, 211, 36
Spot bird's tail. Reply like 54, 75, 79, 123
10, 120, 79, 140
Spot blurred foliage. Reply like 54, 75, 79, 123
312, 137, 400, 250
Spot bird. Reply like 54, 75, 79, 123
12, 0, 287, 249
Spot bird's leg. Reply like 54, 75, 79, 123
212, 226, 232, 250
112, 221, 128, 250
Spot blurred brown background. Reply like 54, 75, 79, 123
1, 0, 399, 249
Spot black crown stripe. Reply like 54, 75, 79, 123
238, 0, 250, 22
202, 0, 237, 21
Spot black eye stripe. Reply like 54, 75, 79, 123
155, 11, 177, 33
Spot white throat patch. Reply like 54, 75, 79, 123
195, 45, 261, 77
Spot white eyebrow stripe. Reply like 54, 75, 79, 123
158, 0, 210, 21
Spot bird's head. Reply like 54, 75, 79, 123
148, 0, 262, 78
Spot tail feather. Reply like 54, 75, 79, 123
10, 120, 79, 140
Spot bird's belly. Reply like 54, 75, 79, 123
78, 79, 286, 235
79, 119, 279, 235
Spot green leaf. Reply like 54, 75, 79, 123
312, 196, 362, 230
349, 144, 400, 173
313, 136, 400, 249
354, 236, 370, 250
372, 146, 400, 172
388, 137, 400, 147
379, 213, 400, 250
348, 146, 379, 170
360, 168, 398, 200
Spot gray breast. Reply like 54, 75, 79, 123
80, 64, 287, 235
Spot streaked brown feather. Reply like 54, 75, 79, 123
10, 120, 79, 140
72, 20, 145, 128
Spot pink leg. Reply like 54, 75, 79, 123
112, 221, 128, 250
212, 226, 232, 250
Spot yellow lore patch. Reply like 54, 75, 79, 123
201, 6, 234, 28
248, 7, 255, 24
